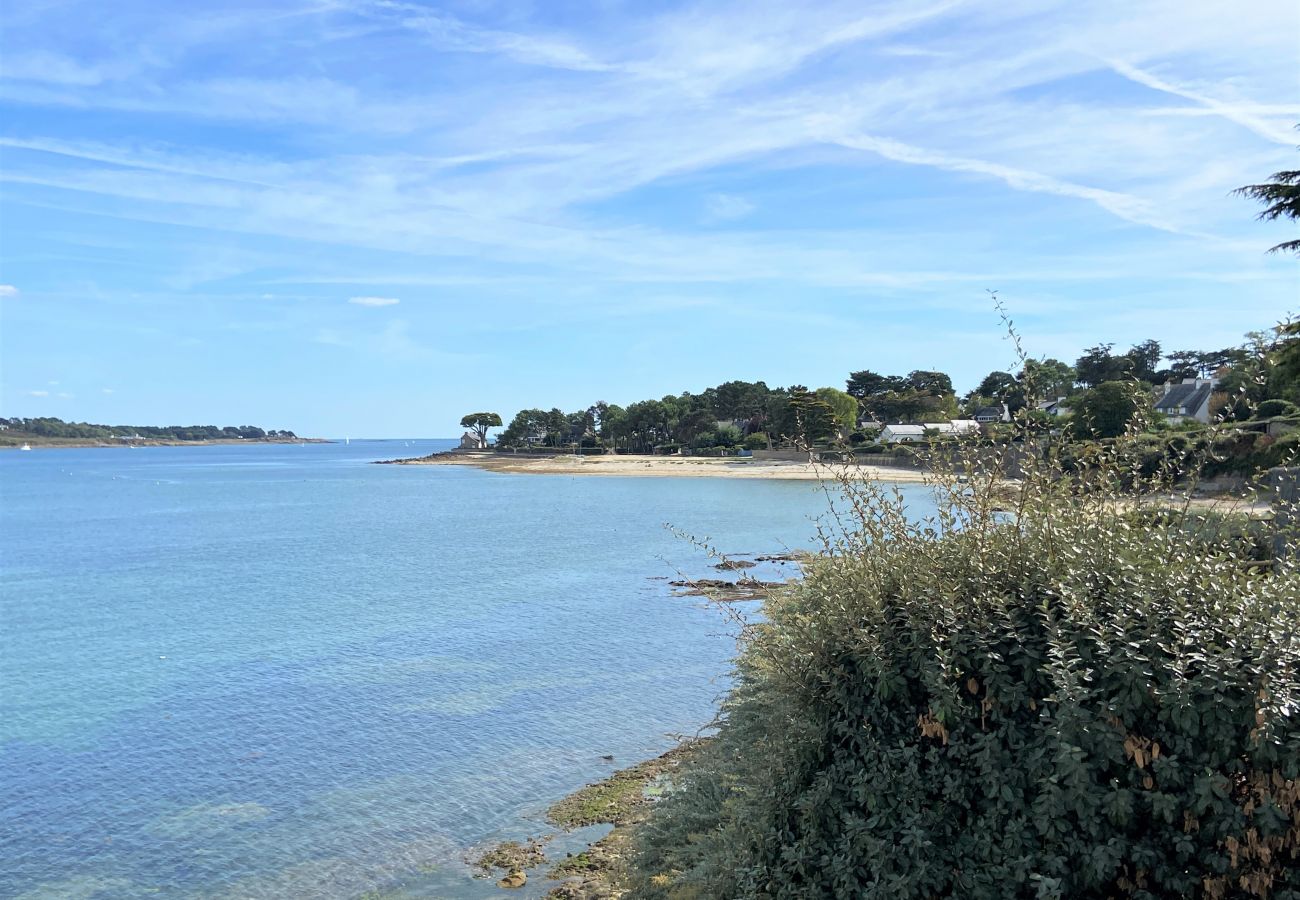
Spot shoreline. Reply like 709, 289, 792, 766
1, 437, 331, 450
385, 451, 1270, 514
380, 450, 931, 482
474, 740, 705, 898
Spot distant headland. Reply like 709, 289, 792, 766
0, 417, 324, 449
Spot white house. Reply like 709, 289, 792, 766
1036, 397, 1071, 417
973, 404, 1010, 424
927, 419, 980, 437
1155, 378, 1217, 425
880, 424, 927, 444
882, 420, 981, 444
459, 431, 482, 449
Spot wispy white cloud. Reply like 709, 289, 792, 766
831, 132, 1189, 235
309, 317, 465, 364
1, 0, 1295, 403
0, 284, 18, 297
27, 390, 49, 397
704, 193, 756, 222
370, 2, 617, 73
1105, 58, 1299, 145
1, 51, 123, 87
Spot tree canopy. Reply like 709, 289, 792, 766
481, 317, 1300, 451
0, 417, 294, 442
1068, 381, 1150, 439
459, 412, 502, 447
1234, 155, 1300, 255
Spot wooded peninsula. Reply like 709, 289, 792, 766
1, 417, 306, 448
462, 318, 1300, 481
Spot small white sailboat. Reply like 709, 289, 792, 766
20, 443, 32, 451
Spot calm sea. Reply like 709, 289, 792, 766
0, 440, 932, 898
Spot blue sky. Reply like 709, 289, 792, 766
1, 0, 1296, 437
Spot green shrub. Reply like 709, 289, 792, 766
631, 441, 1300, 899
1069, 381, 1153, 440
1200, 431, 1300, 478
690, 430, 719, 450
1257, 400, 1300, 419
744, 433, 770, 451
716, 424, 744, 448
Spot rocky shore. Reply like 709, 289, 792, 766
472, 741, 706, 898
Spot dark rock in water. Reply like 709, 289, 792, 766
600, 754, 615, 762
668, 577, 786, 602
473, 837, 548, 878
712, 558, 757, 570
754, 551, 812, 564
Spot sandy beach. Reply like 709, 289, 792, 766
384, 451, 932, 482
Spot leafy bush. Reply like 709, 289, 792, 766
716, 424, 744, 447
1202, 431, 1300, 478
1257, 400, 1300, 419
632, 439, 1300, 899
1069, 381, 1153, 440
745, 433, 771, 451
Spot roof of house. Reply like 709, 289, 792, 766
883, 424, 926, 435
1155, 382, 1214, 414
973, 406, 1004, 418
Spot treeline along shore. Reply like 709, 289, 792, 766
394, 316, 1300, 489
1, 417, 319, 449
475, 320, 1297, 459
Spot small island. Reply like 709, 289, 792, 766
0, 417, 320, 449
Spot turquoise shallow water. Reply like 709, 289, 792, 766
0, 441, 931, 898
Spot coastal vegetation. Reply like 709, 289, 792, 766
0, 417, 300, 447
475, 320, 1300, 484
464, 163, 1300, 897
625, 430, 1300, 898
